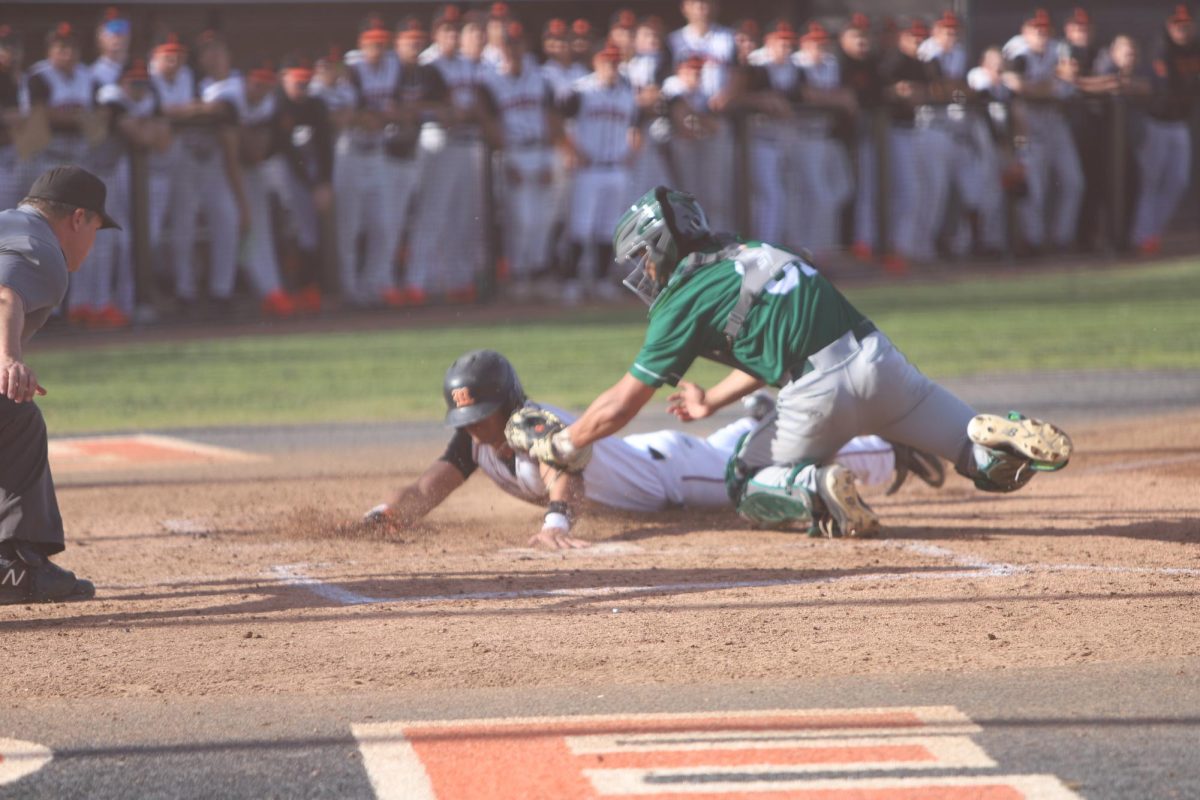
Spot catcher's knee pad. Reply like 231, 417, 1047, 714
961, 444, 1036, 493
733, 464, 816, 530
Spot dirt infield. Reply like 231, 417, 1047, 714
5, 410, 1199, 702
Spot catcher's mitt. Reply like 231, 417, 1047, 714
505, 406, 592, 473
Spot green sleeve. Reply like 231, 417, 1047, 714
628, 304, 700, 388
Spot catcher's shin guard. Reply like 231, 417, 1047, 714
735, 464, 816, 530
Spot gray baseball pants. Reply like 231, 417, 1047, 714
738, 330, 976, 474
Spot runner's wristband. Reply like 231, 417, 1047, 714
544, 501, 572, 532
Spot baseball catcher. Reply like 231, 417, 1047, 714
361, 349, 944, 548
515, 186, 1072, 538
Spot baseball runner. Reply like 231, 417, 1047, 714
1001, 11, 1084, 254
160, 32, 247, 312
479, 23, 559, 296
1, 166, 119, 603
1133, 5, 1200, 256
518, 187, 1072, 538
361, 350, 940, 549
791, 22, 854, 257
408, 11, 491, 298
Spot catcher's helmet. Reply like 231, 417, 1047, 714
442, 349, 526, 428
613, 186, 712, 306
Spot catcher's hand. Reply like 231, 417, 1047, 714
505, 406, 592, 473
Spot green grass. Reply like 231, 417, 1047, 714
32, 259, 1200, 434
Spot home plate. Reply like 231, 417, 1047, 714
49, 434, 264, 471
0, 738, 52, 787
499, 542, 645, 559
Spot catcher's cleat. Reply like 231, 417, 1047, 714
886, 442, 946, 495
814, 464, 880, 538
968, 411, 1072, 471
0, 542, 95, 605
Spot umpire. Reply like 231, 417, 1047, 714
1, 165, 118, 604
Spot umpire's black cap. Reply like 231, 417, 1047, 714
27, 166, 121, 230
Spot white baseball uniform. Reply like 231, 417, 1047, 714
622, 51, 674, 195
661, 74, 733, 231
439, 403, 897, 514
231, 84, 286, 300
792, 50, 853, 255
745, 58, 804, 248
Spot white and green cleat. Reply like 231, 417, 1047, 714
814, 464, 880, 538
968, 412, 1073, 472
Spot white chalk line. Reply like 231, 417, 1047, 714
1084, 452, 1200, 475
266, 540, 1200, 607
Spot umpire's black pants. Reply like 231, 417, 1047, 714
0, 396, 64, 555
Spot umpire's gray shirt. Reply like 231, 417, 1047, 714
0, 206, 69, 343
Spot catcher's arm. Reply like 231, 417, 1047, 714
362, 460, 464, 531
668, 368, 763, 422
565, 373, 656, 449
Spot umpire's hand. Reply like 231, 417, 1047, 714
0, 358, 46, 403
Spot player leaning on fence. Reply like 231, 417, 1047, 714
516, 186, 1074, 538
0, 166, 119, 604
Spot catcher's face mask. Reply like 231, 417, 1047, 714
614, 186, 712, 306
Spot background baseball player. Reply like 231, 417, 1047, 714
524, 187, 1072, 539
0, 26, 22, 211
558, 42, 639, 304
623, 16, 674, 197
1133, 5, 1200, 257
1002, 11, 1084, 255
837, 14, 884, 263
336, 19, 408, 307
361, 350, 935, 549
162, 32, 247, 314
480, 23, 559, 299
408, 11, 491, 300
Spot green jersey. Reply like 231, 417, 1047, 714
629, 241, 868, 388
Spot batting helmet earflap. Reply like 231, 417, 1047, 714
442, 350, 526, 428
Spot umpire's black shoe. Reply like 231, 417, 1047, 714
0, 541, 95, 604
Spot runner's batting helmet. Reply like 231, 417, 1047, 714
443, 350, 526, 428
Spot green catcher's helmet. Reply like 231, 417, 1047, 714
613, 186, 712, 305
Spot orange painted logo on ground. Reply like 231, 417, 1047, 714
353, 707, 1082, 799
48, 434, 262, 471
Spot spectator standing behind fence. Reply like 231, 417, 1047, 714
558, 42, 639, 303
0, 27, 26, 212
793, 22, 855, 257
1133, 5, 1200, 257
1002, 10, 1084, 256
838, 14, 885, 263
541, 18, 588, 281
1058, 8, 1109, 252
480, 23, 558, 301
266, 58, 333, 313
624, 16, 673, 194
79, 59, 169, 328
